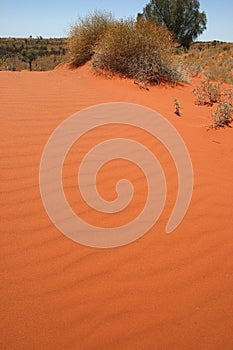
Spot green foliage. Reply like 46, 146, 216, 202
68, 10, 114, 67
21, 49, 38, 62
21, 49, 38, 70
138, 0, 207, 49
92, 18, 187, 84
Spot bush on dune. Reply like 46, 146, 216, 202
68, 11, 114, 67
69, 12, 187, 84
92, 19, 187, 84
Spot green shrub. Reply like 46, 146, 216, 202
68, 10, 114, 67
92, 19, 187, 84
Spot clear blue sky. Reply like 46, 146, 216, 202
0, 0, 232, 42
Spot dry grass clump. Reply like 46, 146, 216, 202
92, 19, 187, 84
68, 11, 114, 67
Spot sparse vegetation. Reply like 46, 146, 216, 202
183, 41, 233, 84
0, 16, 232, 90
0, 6, 232, 134
193, 79, 233, 128
193, 80, 222, 106
0, 37, 68, 71
0, 12, 232, 132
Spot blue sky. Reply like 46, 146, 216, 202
0, 0, 232, 42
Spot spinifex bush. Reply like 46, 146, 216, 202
68, 11, 114, 67
92, 19, 187, 84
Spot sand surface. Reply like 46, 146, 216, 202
1, 64, 233, 349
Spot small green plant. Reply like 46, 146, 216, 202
174, 97, 181, 116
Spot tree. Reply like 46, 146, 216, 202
21, 49, 38, 71
138, 0, 207, 49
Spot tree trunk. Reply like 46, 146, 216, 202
29, 60, 32, 71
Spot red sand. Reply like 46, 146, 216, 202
1, 64, 233, 349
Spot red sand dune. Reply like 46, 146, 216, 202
1, 64, 233, 349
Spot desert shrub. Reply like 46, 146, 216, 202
193, 80, 233, 128
193, 80, 222, 106
220, 88, 233, 104
68, 11, 114, 67
212, 102, 233, 128
92, 19, 187, 84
